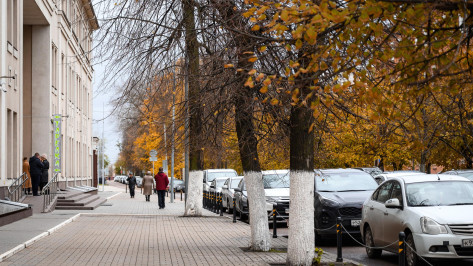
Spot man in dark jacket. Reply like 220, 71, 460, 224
127, 173, 137, 198
29, 153, 44, 196
39, 154, 49, 192
154, 167, 169, 209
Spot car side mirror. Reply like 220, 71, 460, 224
234, 187, 241, 192
385, 198, 402, 209
222, 185, 228, 189
210, 185, 215, 188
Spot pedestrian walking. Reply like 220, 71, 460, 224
39, 154, 49, 192
127, 173, 137, 198
29, 153, 43, 196
142, 171, 154, 202
154, 167, 169, 209
22, 157, 32, 195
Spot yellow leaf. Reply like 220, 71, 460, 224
251, 25, 260, 31
260, 87, 268, 93
263, 78, 271, 86
256, 73, 265, 81
249, 69, 257, 75
248, 57, 258, 63
270, 98, 279, 105
224, 64, 234, 68
259, 46, 267, 52
244, 77, 254, 88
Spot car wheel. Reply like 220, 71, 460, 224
406, 233, 419, 266
364, 226, 382, 258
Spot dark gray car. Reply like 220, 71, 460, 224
314, 169, 378, 242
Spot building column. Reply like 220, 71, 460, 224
30, 25, 50, 156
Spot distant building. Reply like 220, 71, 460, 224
0, 0, 98, 198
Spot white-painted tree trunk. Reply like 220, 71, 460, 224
184, 170, 203, 216
287, 171, 315, 265
245, 171, 271, 251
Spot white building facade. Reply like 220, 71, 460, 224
0, 0, 98, 197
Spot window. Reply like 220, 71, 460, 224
375, 182, 393, 203
7, 0, 18, 47
52, 45, 58, 89
390, 182, 403, 205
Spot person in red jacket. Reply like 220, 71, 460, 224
154, 167, 169, 209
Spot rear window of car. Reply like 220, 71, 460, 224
315, 171, 378, 192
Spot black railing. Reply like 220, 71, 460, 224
7, 173, 28, 202
42, 173, 59, 213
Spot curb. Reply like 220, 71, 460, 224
0, 213, 81, 262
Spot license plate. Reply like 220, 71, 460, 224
351, 220, 361, 227
462, 239, 473, 247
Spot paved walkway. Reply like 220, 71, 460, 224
0, 183, 359, 265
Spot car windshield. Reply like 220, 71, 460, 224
263, 173, 290, 189
208, 171, 237, 182
315, 171, 378, 192
406, 181, 473, 207
231, 179, 241, 189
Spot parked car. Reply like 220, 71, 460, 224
443, 169, 473, 181
209, 177, 228, 194
314, 168, 378, 241
262, 170, 290, 223
222, 176, 243, 213
373, 171, 425, 185
233, 179, 248, 218
355, 167, 383, 177
170, 178, 185, 192
234, 170, 290, 222
361, 174, 473, 266
203, 169, 238, 194
136, 176, 143, 188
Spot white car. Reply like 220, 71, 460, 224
361, 174, 473, 266
373, 171, 426, 185
262, 170, 290, 222
221, 176, 243, 213
203, 169, 238, 193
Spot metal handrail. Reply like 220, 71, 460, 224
42, 173, 59, 213
7, 173, 28, 202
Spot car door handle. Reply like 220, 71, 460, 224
369, 207, 374, 210
384, 212, 388, 216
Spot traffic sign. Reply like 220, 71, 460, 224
150, 149, 158, 157
150, 156, 157, 162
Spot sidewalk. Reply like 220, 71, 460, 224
0, 184, 361, 265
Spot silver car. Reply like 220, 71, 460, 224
361, 174, 473, 265
203, 169, 238, 194
221, 176, 243, 213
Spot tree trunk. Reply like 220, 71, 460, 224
288, 102, 315, 265
183, 0, 204, 216
420, 152, 427, 173
378, 157, 385, 172
234, 84, 271, 251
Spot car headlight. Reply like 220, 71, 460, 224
319, 195, 340, 208
420, 217, 447, 235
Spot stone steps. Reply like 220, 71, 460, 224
54, 189, 105, 210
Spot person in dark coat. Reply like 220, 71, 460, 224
127, 173, 137, 198
29, 153, 44, 196
154, 167, 169, 209
39, 154, 49, 192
